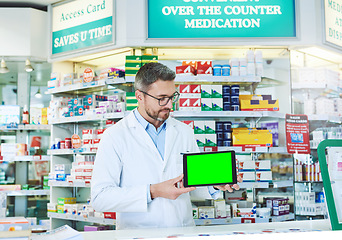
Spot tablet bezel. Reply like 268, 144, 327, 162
183, 150, 237, 188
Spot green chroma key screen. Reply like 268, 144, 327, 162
183, 151, 237, 187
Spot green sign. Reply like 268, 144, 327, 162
52, 17, 113, 54
148, 0, 296, 38
51, 0, 114, 55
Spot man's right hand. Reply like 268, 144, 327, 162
150, 174, 196, 200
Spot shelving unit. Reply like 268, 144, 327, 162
48, 212, 116, 225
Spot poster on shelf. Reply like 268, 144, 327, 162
51, 0, 114, 56
285, 114, 310, 154
148, 0, 296, 38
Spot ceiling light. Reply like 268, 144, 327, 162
24, 59, 34, 72
35, 88, 42, 99
0, 59, 9, 74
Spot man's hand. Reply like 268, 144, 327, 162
150, 174, 196, 200
214, 175, 243, 192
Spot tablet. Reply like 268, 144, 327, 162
183, 151, 237, 187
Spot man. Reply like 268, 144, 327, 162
91, 62, 240, 229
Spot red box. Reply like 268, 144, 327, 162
103, 212, 116, 219
182, 61, 197, 69
179, 85, 201, 94
197, 65, 212, 75
176, 65, 196, 75
179, 98, 201, 108
182, 121, 194, 129
197, 61, 212, 68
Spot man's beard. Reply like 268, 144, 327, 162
146, 107, 171, 122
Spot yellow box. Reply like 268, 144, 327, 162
57, 205, 64, 213
240, 95, 279, 111
41, 108, 47, 116
57, 197, 76, 205
232, 128, 273, 147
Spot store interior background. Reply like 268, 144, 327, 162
0, 0, 342, 231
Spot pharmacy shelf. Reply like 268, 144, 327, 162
49, 112, 125, 124
48, 212, 116, 225
0, 124, 50, 131
0, 155, 50, 162
271, 213, 295, 222
48, 180, 90, 188
238, 182, 269, 189
307, 114, 341, 123
217, 146, 287, 154
292, 82, 329, 89
47, 78, 127, 95
175, 75, 261, 84
172, 111, 285, 119
171, 111, 263, 118
5, 190, 50, 196
271, 180, 293, 188
194, 218, 232, 226
47, 148, 97, 155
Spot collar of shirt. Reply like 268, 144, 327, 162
133, 108, 167, 133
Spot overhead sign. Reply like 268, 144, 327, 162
285, 114, 310, 155
148, 0, 296, 38
324, 0, 342, 48
51, 0, 114, 55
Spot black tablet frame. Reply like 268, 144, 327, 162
183, 150, 237, 188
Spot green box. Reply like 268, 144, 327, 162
22, 184, 29, 190
125, 62, 141, 70
141, 55, 158, 62
126, 99, 138, 104
201, 99, 212, 111
126, 55, 142, 63
125, 69, 139, 75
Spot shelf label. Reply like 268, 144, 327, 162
285, 114, 310, 154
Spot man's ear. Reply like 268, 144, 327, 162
135, 90, 143, 101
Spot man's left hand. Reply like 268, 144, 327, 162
214, 175, 242, 192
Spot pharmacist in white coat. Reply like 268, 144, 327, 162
91, 62, 240, 229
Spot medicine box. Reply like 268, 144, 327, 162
201, 85, 212, 98
205, 121, 216, 134
211, 85, 223, 98
238, 171, 255, 182
57, 197, 76, 205
255, 160, 271, 170
201, 98, 212, 111
195, 134, 206, 147
194, 121, 205, 134
0, 217, 29, 231
212, 98, 223, 111
198, 206, 215, 219
192, 207, 199, 219
214, 199, 227, 218
256, 171, 272, 182
238, 160, 255, 171
205, 134, 217, 147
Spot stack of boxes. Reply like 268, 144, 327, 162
176, 61, 212, 76
216, 121, 232, 147
30, 107, 48, 125
178, 84, 242, 112
0, 143, 28, 159
126, 92, 138, 111
265, 197, 290, 216
183, 120, 217, 147
237, 155, 272, 182
295, 191, 326, 216
125, 55, 158, 76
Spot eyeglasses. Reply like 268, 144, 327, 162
140, 90, 180, 106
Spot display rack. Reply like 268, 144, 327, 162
48, 213, 116, 225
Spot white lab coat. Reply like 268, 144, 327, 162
91, 111, 200, 229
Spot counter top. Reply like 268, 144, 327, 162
81, 219, 336, 240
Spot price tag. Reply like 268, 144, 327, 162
71, 134, 82, 149
33, 155, 41, 161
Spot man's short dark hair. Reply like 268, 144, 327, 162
134, 62, 176, 92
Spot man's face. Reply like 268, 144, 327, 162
139, 80, 176, 122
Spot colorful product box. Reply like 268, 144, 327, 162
179, 98, 201, 111
238, 171, 255, 182
198, 206, 215, 219
141, 55, 158, 64
176, 65, 196, 75
204, 121, 216, 134
212, 98, 223, 111
194, 121, 205, 134
232, 129, 273, 147
238, 160, 255, 171
211, 85, 223, 98
197, 61, 213, 75
255, 160, 271, 171
57, 197, 76, 205
205, 134, 217, 147
240, 95, 279, 111
125, 55, 142, 63
201, 85, 212, 98
195, 134, 206, 147
201, 99, 212, 111
256, 171, 272, 182
182, 120, 194, 129
74, 106, 84, 116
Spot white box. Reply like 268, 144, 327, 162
198, 206, 215, 219
238, 160, 255, 171
255, 160, 271, 170
256, 171, 272, 181
238, 171, 255, 182
214, 199, 227, 218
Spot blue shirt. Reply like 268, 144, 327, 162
133, 109, 166, 159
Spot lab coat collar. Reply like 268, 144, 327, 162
127, 110, 178, 165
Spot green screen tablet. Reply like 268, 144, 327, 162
183, 151, 237, 187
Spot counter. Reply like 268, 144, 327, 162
81, 219, 340, 240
